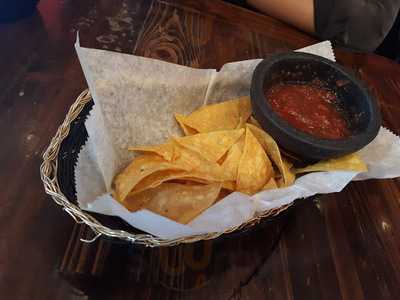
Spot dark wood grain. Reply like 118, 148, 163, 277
1, 0, 400, 299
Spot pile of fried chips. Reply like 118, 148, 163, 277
113, 97, 367, 224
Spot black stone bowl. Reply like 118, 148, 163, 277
250, 52, 381, 161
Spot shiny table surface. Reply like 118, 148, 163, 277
1, 0, 400, 299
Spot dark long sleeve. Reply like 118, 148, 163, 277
314, 0, 400, 52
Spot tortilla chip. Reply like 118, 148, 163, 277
173, 129, 244, 162
124, 190, 153, 212
235, 116, 248, 129
129, 139, 231, 184
246, 123, 295, 187
248, 116, 262, 128
129, 169, 188, 195
170, 177, 212, 185
237, 128, 273, 195
283, 158, 293, 170
128, 140, 176, 161
276, 177, 284, 188
263, 177, 278, 190
173, 143, 231, 182
280, 159, 295, 186
177, 97, 251, 133
222, 181, 236, 191
220, 136, 245, 180
112, 154, 188, 202
175, 114, 198, 135
217, 151, 229, 165
139, 183, 222, 224
295, 153, 368, 174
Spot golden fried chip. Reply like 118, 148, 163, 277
173, 129, 244, 162
280, 159, 295, 187
282, 158, 293, 170
173, 143, 232, 182
235, 116, 248, 129
222, 181, 236, 191
248, 116, 262, 128
175, 114, 198, 135
128, 140, 176, 161
181, 170, 226, 182
129, 140, 231, 184
246, 123, 295, 187
237, 128, 273, 195
124, 190, 153, 212
276, 178, 284, 188
113, 154, 188, 202
129, 169, 188, 195
171, 177, 211, 185
138, 183, 222, 224
176, 97, 251, 133
263, 177, 278, 190
220, 136, 245, 180
295, 153, 368, 174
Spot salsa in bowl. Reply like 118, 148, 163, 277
251, 52, 381, 161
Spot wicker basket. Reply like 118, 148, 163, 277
40, 90, 297, 247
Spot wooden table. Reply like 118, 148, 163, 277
1, 0, 400, 299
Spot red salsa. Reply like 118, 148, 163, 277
265, 83, 350, 140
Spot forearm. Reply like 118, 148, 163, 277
247, 0, 315, 33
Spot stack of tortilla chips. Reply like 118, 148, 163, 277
113, 97, 367, 224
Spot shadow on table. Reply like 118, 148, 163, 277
58, 198, 301, 298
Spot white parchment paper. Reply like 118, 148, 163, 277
74, 39, 400, 239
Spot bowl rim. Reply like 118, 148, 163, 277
251, 52, 381, 153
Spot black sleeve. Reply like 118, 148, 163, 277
314, 0, 400, 52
